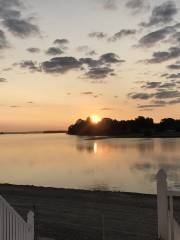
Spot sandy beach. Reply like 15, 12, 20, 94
0, 184, 162, 240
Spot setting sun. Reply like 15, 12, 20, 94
90, 115, 101, 124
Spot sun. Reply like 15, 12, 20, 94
91, 115, 101, 124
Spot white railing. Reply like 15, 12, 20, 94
0, 195, 34, 240
157, 169, 180, 240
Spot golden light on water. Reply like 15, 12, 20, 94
93, 142, 97, 153
91, 115, 101, 124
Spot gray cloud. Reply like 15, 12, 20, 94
45, 47, 63, 56
87, 50, 97, 56
109, 29, 136, 41
0, 0, 40, 38
77, 45, 90, 52
3, 18, 40, 38
167, 73, 180, 78
138, 26, 176, 48
126, 0, 150, 13
128, 92, 154, 100
81, 92, 93, 95
9, 105, 20, 108
53, 38, 69, 45
80, 52, 124, 67
145, 47, 180, 64
80, 57, 101, 67
138, 104, 165, 109
141, 1, 178, 27
77, 46, 97, 56
142, 81, 161, 89
169, 98, 180, 104
85, 67, 114, 79
0, 30, 9, 50
154, 90, 180, 99
88, 32, 107, 39
17, 60, 40, 72
167, 64, 180, 70
0, 77, 7, 82
41, 57, 81, 74
101, 108, 113, 111
142, 81, 176, 90
100, 52, 124, 63
19, 51, 124, 79
27, 47, 40, 53
102, 0, 118, 10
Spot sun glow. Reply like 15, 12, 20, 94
91, 115, 101, 124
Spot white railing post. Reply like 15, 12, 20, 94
27, 211, 34, 240
157, 169, 169, 240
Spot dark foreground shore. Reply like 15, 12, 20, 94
0, 184, 174, 240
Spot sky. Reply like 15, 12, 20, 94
0, 0, 180, 131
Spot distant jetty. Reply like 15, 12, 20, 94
68, 116, 180, 137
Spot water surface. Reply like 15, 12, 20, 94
0, 133, 180, 193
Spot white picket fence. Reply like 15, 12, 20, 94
0, 195, 34, 240
157, 169, 180, 240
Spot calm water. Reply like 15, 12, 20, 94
0, 133, 180, 193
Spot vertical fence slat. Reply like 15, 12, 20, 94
0, 199, 3, 240
157, 169, 169, 240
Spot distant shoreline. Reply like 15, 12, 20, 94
0, 130, 67, 135
74, 133, 180, 139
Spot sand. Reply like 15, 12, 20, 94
0, 184, 168, 240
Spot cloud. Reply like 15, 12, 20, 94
80, 57, 101, 67
128, 92, 154, 100
167, 64, 180, 70
3, 18, 40, 38
53, 38, 69, 50
45, 47, 63, 56
88, 32, 107, 39
18, 51, 124, 79
138, 104, 165, 109
141, 1, 178, 27
77, 45, 90, 52
169, 98, 180, 104
85, 67, 114, 79
137, 26, 176, 48
0, 77, 7, 82
142, 81, 161, 89
0, 30, 9, 50
16, 60, 40, 72
80, 53, 124, 79
126, 0, 150, 13
77, 46, 97, 56
41, 57, 81, 74
144, 47, 180, 64
154, 90, 180, 99
101, 108, 113, 111
167, 73, 180, 78
102, 0, 118, 10
9, 105, 20, 108
81, 92, 93, 95
80, 52, 124, 67
87, 50, 97, 56
0, 0, 40, 38
100, 52, 124, 63
27, 47, 40, 53
109, 29, 136, 41
53, 38, 69, 45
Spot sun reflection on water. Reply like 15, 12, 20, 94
93, 142, 97, 153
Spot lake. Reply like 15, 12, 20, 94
0, 133, 180, 193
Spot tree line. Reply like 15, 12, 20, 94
68, 116, 180, 137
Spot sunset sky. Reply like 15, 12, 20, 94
1, 0, 180, 131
